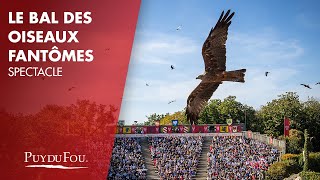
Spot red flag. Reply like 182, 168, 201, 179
284, 117, 290, 137
269, 137, 273, 144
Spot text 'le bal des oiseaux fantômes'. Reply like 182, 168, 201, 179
7, 12, 95, 77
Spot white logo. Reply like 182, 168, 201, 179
24, 152, 88, 169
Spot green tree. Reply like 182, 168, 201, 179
198, 96, 256, 130
218, 96, 243, 122
256, 92, 304, 137
159, 110, 188, 125
302, 97, 320, 151
198, 99, 221, 124
241, 105, 260, 132
144, 113, 166, 125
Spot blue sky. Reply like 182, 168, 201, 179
119, 0, 320, 125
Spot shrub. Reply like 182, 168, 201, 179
300, 152, 320, 172
299, 171, 320, 180
298, 152, 320, 172
266, 159, 301, 179
309, 152, 320, 172
286, 129, 304, 154
281, 153, 300, 161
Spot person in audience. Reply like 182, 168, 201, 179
108, 138, 147, 180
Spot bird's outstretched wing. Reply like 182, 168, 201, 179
301, 84, 311, 89
186, 82, 220, 124
202, 10, 234, 73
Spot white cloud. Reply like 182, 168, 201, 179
228, 31, 304, 65
133, 56, 172, 65
137, 38, 197, 54
123, 78, 198, 102
130, 32, 199, 65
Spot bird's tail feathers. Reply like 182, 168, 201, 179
222, 69, 246, 83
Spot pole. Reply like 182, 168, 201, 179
244, 109, 247, 131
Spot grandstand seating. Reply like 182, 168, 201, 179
108, 135, 279, 180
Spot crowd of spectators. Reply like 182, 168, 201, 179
207, 136, 279, 179
148, 136, 203, 179
108, 138, 147, 180
107, 135, 280, 180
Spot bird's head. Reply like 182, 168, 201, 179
196, 74, 204, 80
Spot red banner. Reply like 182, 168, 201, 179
147, 126, 156, 134
131, 126, 136, 134
237, 125, 242, 132
204, 125, 209, 133
284, 117, 290, 137
155, 126, 160, 134
143, 126, 148, 134
215, 125, 220, 133
232, 126, 238, 132
192, 124, 197, 133
118, 127, 123, 134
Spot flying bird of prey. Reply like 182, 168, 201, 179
176, 25, 182, 31
186, 10, 246, 125
265, 72, 270, 77
146, 83, 149, 86
168, 100, 176, 104
315, 82, 320, 85
68, 87, 76, 91
301, 84, 311, 89
171, 65, 175, 70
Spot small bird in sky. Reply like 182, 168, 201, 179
176, 25, 182, 31
68, 87, 76, 91
315, 82, 320, 85
301, 84, 311, 89
171, 65, 175, 70
146, 83, 149, 86
168, 100, 176, 104
265, 72, 270, 77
